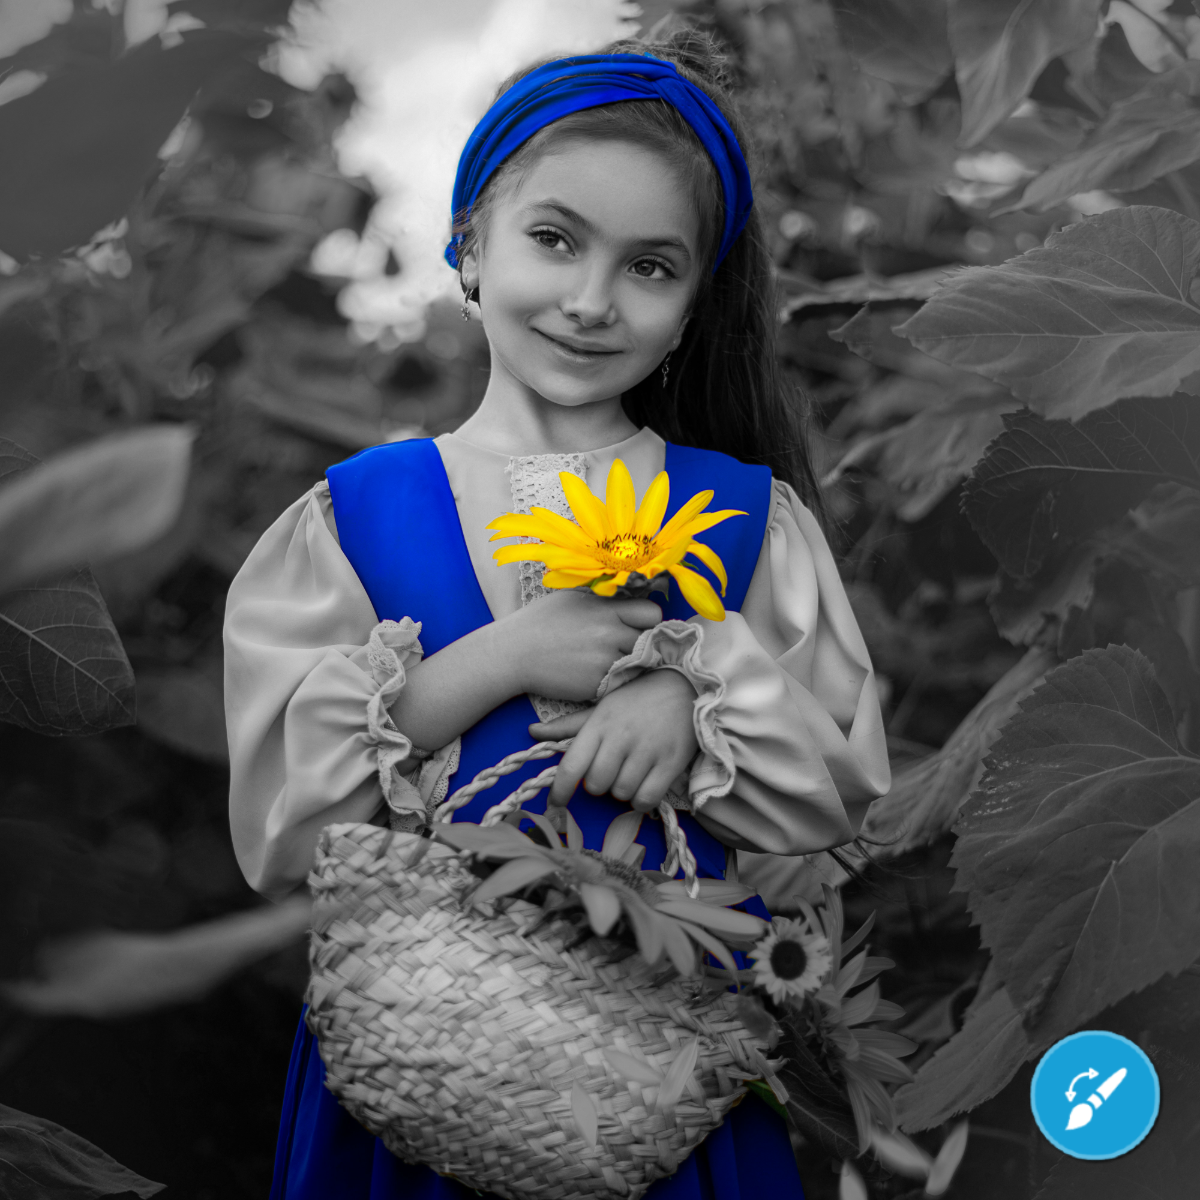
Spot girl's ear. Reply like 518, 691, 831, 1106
459, 245, 480, 293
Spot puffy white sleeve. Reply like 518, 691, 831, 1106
223, 483, 426, 900
609, 480, 890, 856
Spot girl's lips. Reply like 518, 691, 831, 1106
535, 329, 622, 360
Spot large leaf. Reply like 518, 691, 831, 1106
961, 397, 1200, 579
1063, 20, 1157, 115
831, 0, 951, 103
947, 0, 1105, 147
861, 648, 1053, 859
775, 1026, 861, 1159
0, 427, 194, 595
4, 896, 312, 1018
989, 484, 1200, 648
0, 430, 196, 736
0, 566, 135, 734
0, 1103, 164, 1198
0, 29, 249, 259
951, 646, 1200, 1048
828, 388, 1017, 521
781, 266, 956, 319
1031, 965, 1200, 1199
895, 986, 1031, 1132
1096, 484, 1200, 585
898, 207, 1200, 419
1013, 63, 1200, 213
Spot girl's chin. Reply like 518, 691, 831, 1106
522, 369, 637, 408
532, 385, 624, 409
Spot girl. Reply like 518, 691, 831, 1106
225, 30, 889, 1200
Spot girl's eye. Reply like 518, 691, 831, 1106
630, 257, 674, 281
530, 227, 570, 252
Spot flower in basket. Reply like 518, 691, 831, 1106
487, 458, 744, 620
738, 885, 918, 1163
432, 806, 767, 977
748, 913, 833, 1004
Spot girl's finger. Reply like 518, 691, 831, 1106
614, 599, 663, 630
582, 740, 626, 798
609, 750, 655, 803
548, 727, 599, 806
615, 626, 642, 655
632, 762, 681, 812
529, 709, 590, 741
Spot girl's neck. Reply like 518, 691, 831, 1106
455, 378, 639, 457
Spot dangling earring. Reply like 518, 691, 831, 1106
661, 351, 672, 389
461, 286, 478, 322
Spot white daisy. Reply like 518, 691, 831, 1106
748, 916, 832, 1005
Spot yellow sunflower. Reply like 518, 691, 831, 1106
487, 458, 745, 621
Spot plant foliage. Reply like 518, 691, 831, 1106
668, 0, 1200, 1178
0, 1103, 164, 1199
899, 207, 1200, 418
954, 646, 1200, 1044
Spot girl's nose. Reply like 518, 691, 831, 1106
560, 265, 617, 327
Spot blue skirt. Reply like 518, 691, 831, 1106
270, 1011, 805, 1199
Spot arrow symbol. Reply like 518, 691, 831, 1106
1066, 1068, 1098, 1101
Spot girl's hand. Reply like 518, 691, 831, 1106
531, 669, 699, 811
500, 590, 662, 702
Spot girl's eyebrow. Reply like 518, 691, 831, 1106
524, 200, 694, 262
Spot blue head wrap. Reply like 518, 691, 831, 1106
445, 53, 753, 274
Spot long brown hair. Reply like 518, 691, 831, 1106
453, 29, 823, 515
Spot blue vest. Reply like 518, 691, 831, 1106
326, 437, 772, 881
269, 438, 806, 1200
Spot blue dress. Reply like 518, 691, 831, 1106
269, 438, 805, 1199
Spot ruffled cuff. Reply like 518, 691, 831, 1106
364, 618, 426, 816
595, 620, 737, 811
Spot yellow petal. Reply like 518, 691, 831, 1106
536, 546, 608, 570
560, 472, 613, 540
520, 507, 596, 549
667, 564, 726, 621
543, 569, 601, 590
686, 540, 728, 594
604, 459, 636, 530
650, 541, 690, 569
589, 575, 625, 596
486, 513, 550, 540
493, 544, 604, 571
656, 490, 714, 545
633, 471, 670, 538
673, 508, 747, 540
492, 543, 543, 566
543, 566, 603, 581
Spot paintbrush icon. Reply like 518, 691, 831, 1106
1066, 1068, 1127, 1130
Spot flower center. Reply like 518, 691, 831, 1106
596, 533, 655, 569
769, 939, 809, 981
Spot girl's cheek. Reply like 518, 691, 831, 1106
485, 253, 565, 312
619, 287, 687, 345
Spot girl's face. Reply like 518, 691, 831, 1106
462, 138, 703, 409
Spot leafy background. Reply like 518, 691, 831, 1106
1, 0, 1198, 1197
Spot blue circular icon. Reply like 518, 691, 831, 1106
1031, 1030, 1159, 1159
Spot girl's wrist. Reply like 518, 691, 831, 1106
475, 618, 530, 698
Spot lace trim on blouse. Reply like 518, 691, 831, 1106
505, 452, 592, 726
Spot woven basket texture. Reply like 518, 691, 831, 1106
307, 822, 769, 1200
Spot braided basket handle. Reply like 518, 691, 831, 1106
432, 738, 700, 897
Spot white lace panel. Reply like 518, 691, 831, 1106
506, 453, 592, 725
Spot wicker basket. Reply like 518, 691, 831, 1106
306, 811, 770, 1200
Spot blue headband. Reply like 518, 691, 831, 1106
445, 53, 753, 274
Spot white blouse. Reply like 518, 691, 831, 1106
224, 426, 890, 899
